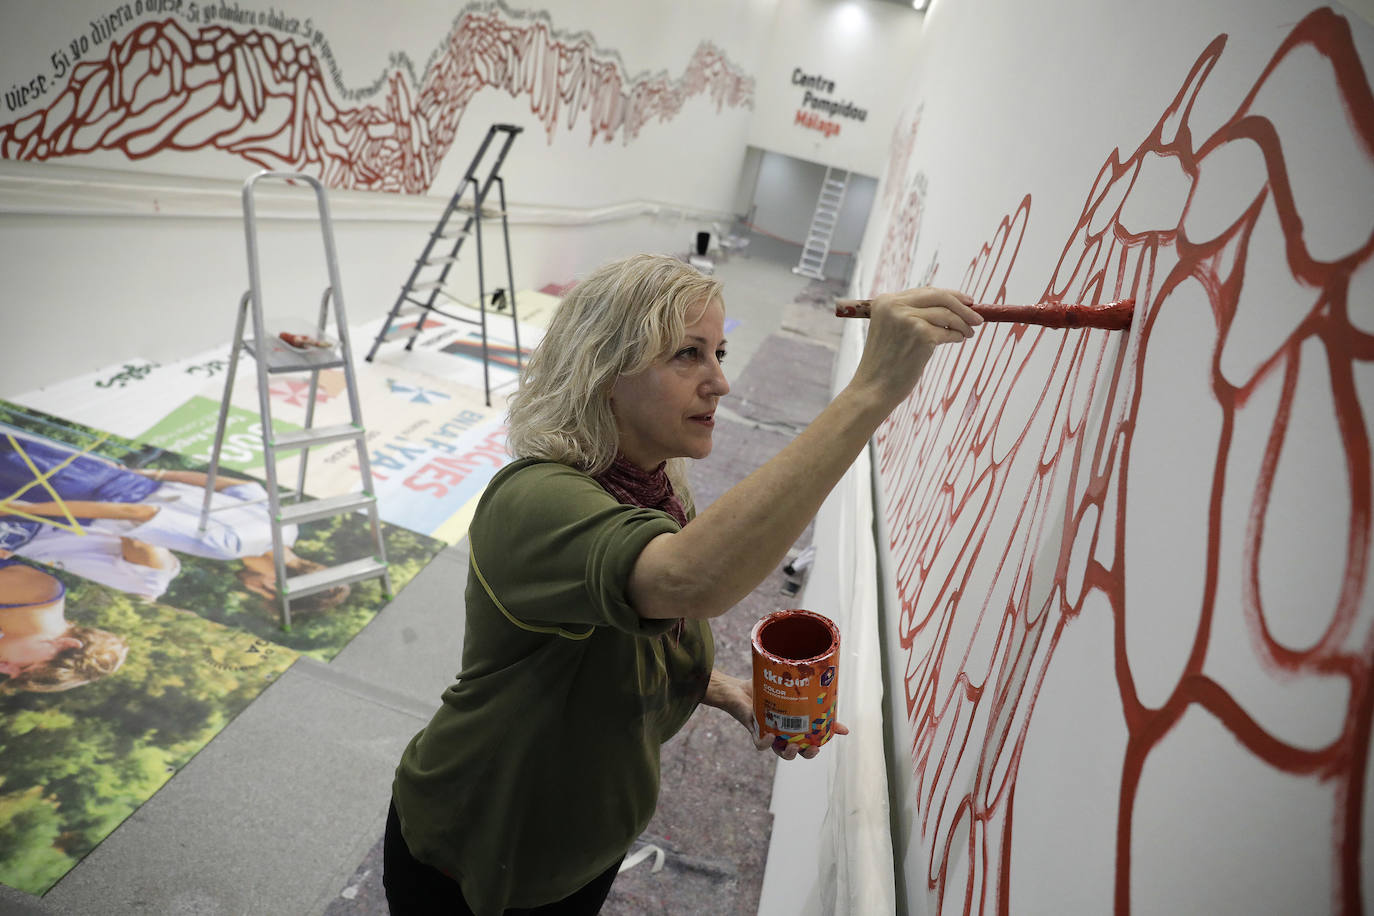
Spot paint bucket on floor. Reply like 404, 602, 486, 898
751, 609, 839, 751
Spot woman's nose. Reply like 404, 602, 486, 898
704, 362, 729, 396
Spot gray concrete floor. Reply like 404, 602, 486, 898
0, 248, 842, 916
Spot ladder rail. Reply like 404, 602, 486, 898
198, 290, 251, 534
496, 176, 522, 372
240, 172, 292, 626
293, 169, 393, 600
472, 176, 492, 406
293, 284, 334, 501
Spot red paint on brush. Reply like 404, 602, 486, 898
834, 298, 1136, 330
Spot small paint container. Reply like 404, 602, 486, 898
751, 609, 840, 751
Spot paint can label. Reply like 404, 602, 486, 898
751, 608, 840, 751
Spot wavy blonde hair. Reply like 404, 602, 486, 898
506, 253, 723, 498
1, 625, 129, 693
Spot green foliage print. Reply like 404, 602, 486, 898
0, 568, 297, 895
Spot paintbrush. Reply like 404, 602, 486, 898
834, 297, 1136, 330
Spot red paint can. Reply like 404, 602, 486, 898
751, 609, 840, 751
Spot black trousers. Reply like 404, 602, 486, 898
382, 801, 623, 915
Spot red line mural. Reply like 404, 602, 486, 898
873, 107, 938, 296
0, 6, 753, 193
873, 8, 1372, 913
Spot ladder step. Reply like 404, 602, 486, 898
277, 492, 376, 526
271, 423, 364, 452
285, 556, 388, 599
411, 280, 445, 291
421, 254, 459, 267
824, 180, 846, 190
435, 228, 471, 241
401, 299, 479, 324
244, 340, 346, 374
382, 325, 423, 342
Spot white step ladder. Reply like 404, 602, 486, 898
199, 170, 391, 629
793, 166, 849, 280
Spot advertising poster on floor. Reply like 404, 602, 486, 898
13, 345, 518, 545
0, 561, 299, 896
0, 402, 444, 660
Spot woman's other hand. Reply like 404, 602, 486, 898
849, 286, 981, 411
702, 669, 849, 760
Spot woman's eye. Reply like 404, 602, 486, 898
674, 346, 725, 364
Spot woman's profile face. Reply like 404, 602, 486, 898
610, 297, 730, 470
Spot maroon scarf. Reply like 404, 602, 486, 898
594, 455, 689, 642
592, 454, 688, 527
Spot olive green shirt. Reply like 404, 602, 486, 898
392, 459, 714, 914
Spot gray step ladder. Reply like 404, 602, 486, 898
199, 170, 391, 629
793, 166, 849, 280
365, 123, 524, 407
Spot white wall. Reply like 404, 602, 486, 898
747, 0, 924, 176
0, 0, 776, 394
841, 0, 1374, 913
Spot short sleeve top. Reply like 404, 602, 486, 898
391, 459, 714, 915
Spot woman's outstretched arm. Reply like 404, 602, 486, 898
628, 287, 980, 621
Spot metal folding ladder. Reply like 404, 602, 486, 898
199, 170, 390, 629
365, 123, 524, 407
793, 166, 849, 280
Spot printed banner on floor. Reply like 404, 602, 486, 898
10, 299, 541, 544
13, 353, 234, 439
134, 361, 510, 544
0, 401, 444, 662
359, 304, 544, 398
0, 561, 299, 896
